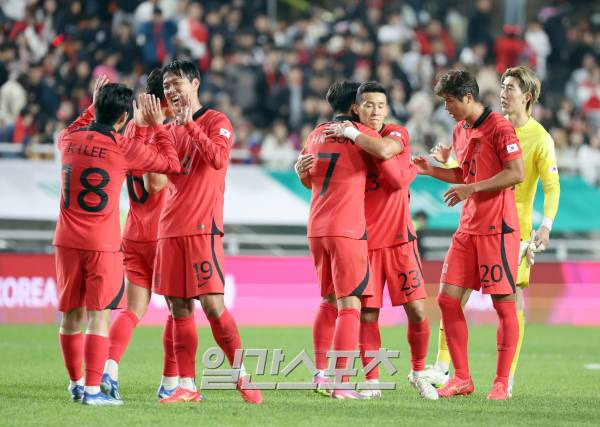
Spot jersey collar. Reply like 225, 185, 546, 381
463, 106, 492, 129
333, 114, 354, 122
88, 121, 116, 142
192, 105, 209, 121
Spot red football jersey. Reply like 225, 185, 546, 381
158, 106, 233, 239
452, 108, 522, 235
53, 107, 181, 252
121, 121, 167, 242
365, 124, 417, 250
305, 119, 378, 239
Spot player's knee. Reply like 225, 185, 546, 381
61, 307, 85, 331
128, 303, 147, 320
199, 294, 225, 318
437, 293, 459, 312
405, 303, 426, 323
322, 294, 336, 305
360, 308, 379, 323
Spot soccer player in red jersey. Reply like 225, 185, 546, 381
414, 70, 524, 400
100, 69, 178, 401
299, 81, 381, 399
54, 78, 181, 406
152, 59, 261, 404
322, 82, 438, 400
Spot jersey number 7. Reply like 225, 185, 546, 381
317, 152, 340, 196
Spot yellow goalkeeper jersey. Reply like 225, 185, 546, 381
514, 117, 560, 240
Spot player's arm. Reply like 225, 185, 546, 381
143, 173, 168, 193
413, 156, 463, 183
322, 121, 402, 160
442, 158, 524, 207
121, 95, 181, 174
176, 94, 230, 170
378, 153, 417, 190
535, 134, 561, 248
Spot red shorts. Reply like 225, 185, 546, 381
441, 231, 519, 295
362, 240, 427, 308
122, 238, 157, 289
308, 236, 372, 298
153, 234, 225, 298
55, 246, 125, 312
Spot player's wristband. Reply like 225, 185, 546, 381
541, 217, 553, 232
343, 127, 361, 142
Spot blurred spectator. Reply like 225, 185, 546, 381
137, 7, 176, 67
494, 24, 536, 74
260, 120, 297, 170
0, 0, 598, 183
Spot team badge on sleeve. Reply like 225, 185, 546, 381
219, 128, 231, 139
506, 143, 519, 153
549, 165, 558, 173
389, 131, 403, 139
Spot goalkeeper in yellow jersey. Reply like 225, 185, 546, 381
425, 65, 560, 397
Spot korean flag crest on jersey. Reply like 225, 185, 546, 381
506, 143, 519, 153
389, 131, 403, 139
219, 128, 231, 139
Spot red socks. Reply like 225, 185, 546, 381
407, 318, 430, 372
437, 293, 470, 380
84, 334, 109, 386
359, 320, 380, 380
207, 309, 242, 366
173, 316, 198, 378
162, 315, 177, 377
333, 308, 360, 382
108, 310, 139, 363
493, 300, 519, 386
59, 333, 83, 381
312, 302, 338, 370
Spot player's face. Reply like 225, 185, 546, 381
355, 92, 388, 131
500, 76, 529, 115
443, 95, 470, 122
163, 72, 200, 110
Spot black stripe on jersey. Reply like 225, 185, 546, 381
412, 240, 425, 279
407, 227, 417, 242
359, 229, 368, 240
193, 105, 210, 121
210, 233, 225, 286
105, 279, 125, 309
472, 107, 492, 128
500, 220, 516, 293
350, 266, 370, 297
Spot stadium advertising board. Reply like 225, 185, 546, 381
1, 254, 598, 326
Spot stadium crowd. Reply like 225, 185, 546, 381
1, 0, 600, 184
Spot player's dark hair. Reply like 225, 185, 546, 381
326, 81, 360, 114
434, 70, 479, 101
162, 58, 200, 85
95, 83, 133, 126
146, 68, 165, 100
356, 81, 388, 103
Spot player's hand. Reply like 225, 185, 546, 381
443, 184, 475, 206
413, 156, 434, 175
519, 231, 537, 266
430, 143, 452, 164
142, 93, 165, 126
322, 121, 352, 138
92, 74, 110, 106
175, 93, 193, 125
534, 225, 550, 251
294, 154, 314, 177
132, 98, 147, 126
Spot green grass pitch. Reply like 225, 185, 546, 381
1, 324, 599, 426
